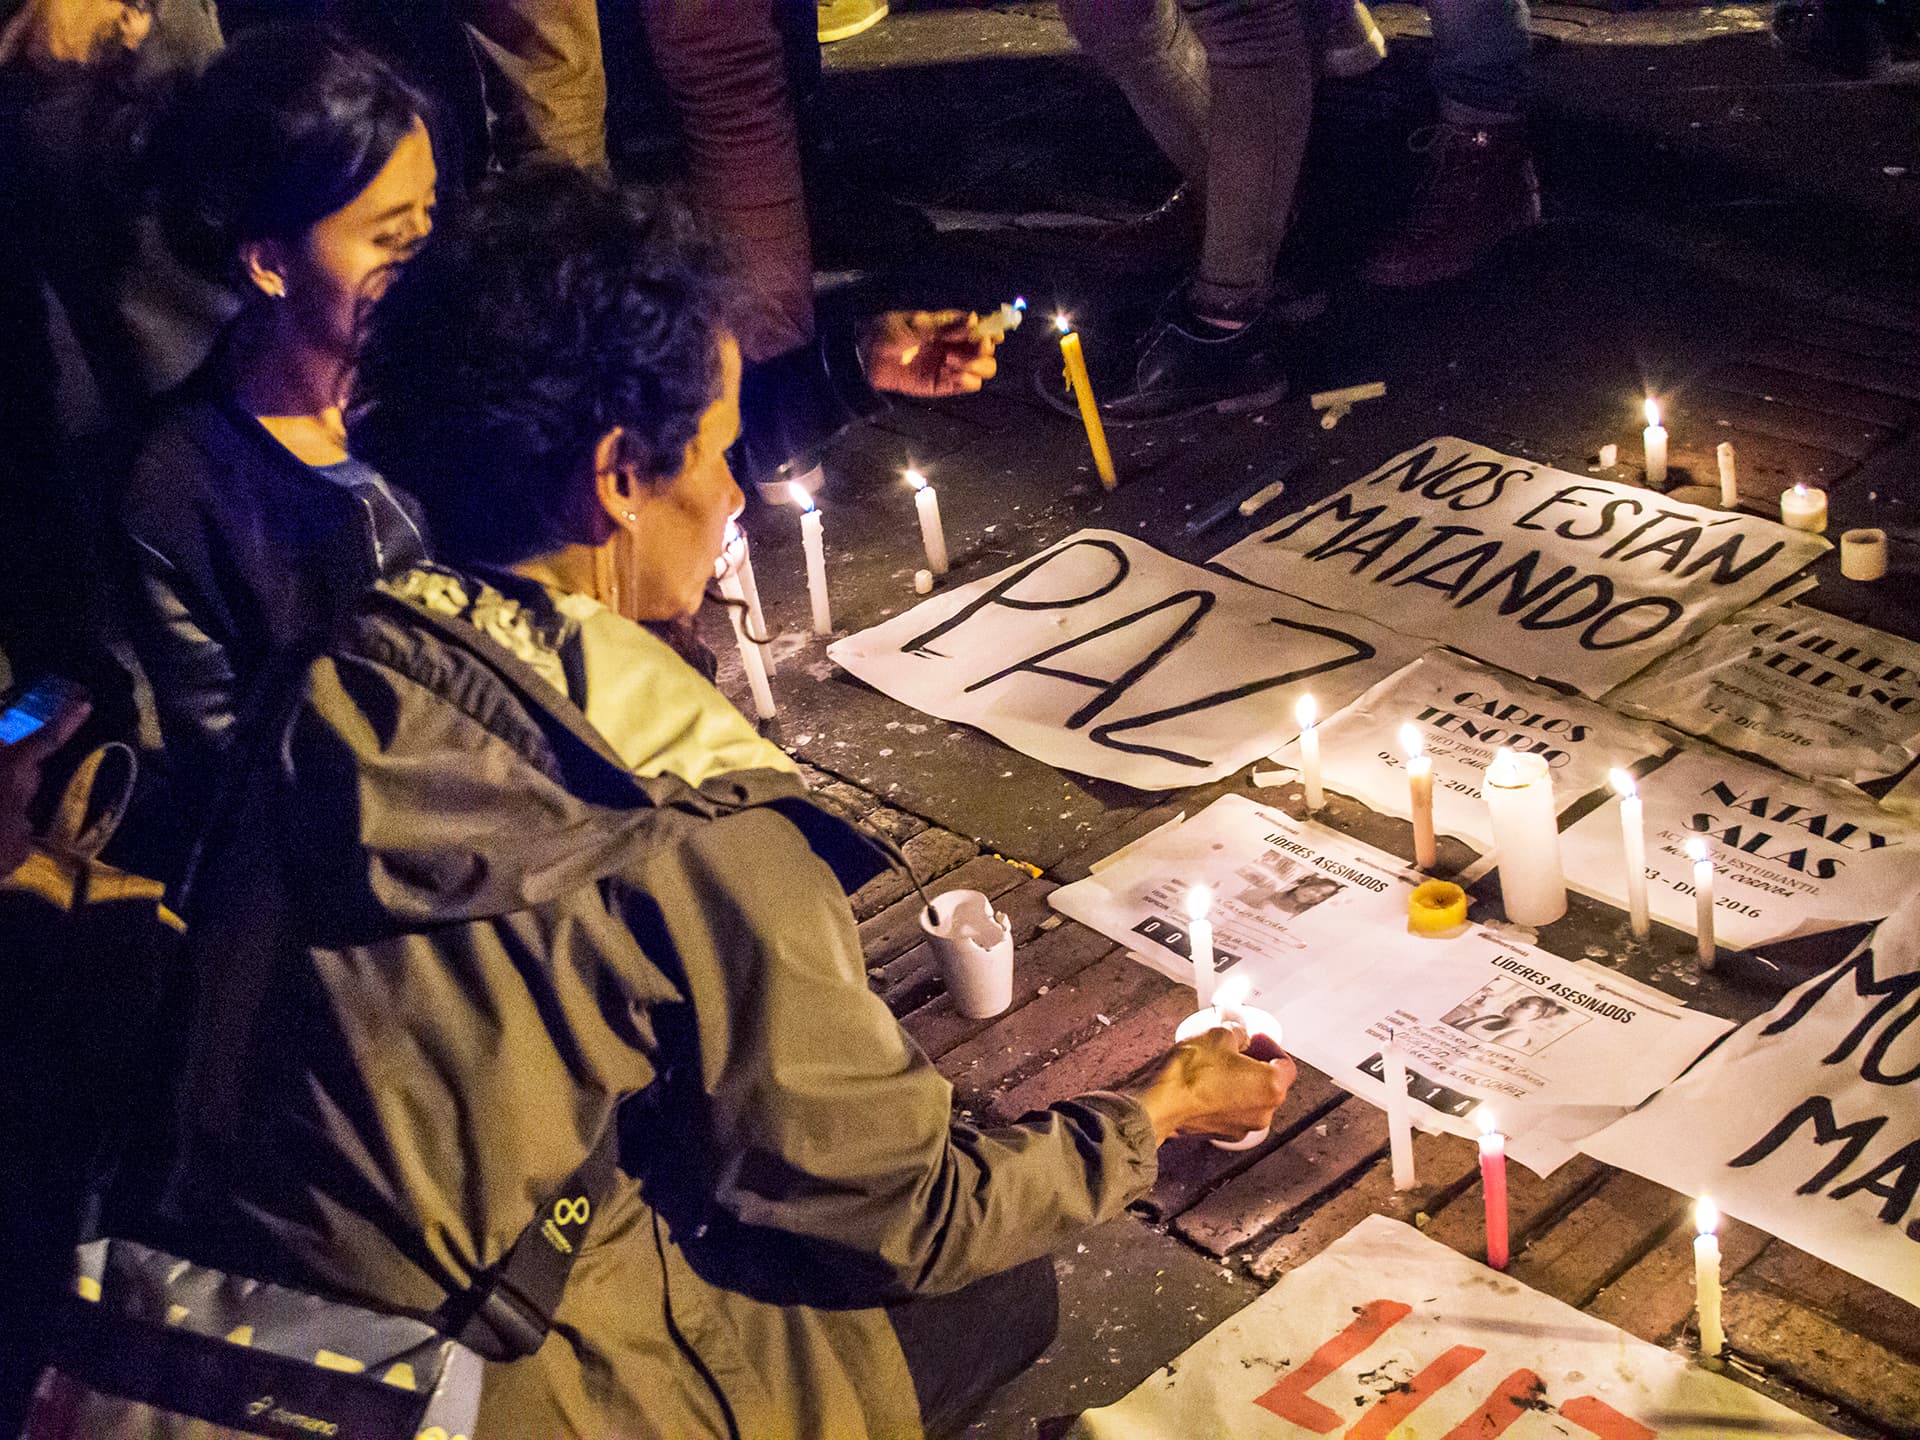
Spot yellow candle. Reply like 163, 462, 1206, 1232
1056, 315, 1117, 491
1408, 880, 1467, 934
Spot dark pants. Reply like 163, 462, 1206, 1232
889, 1257, 1060, 1439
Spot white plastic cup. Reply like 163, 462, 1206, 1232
1841, 528, 1888, 582
920, 890, 1014, 1019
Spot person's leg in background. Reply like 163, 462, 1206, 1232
462, 0, 608, 171
1361, 0, 1538, 287
887, 1257, 1060, 1438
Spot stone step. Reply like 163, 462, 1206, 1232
1505, 1170, 1689, 1310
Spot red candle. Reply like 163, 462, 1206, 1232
1476, 1106, 1510, 1270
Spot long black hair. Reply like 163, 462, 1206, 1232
148, 20, 428, 285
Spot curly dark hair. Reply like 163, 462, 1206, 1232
149, 21, 428, 285
347, 166, 728, 567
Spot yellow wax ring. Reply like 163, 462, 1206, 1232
1409, 880, 1468, 935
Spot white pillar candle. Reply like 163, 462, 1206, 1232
1695, 1195, 1725, 1361
1643, 398, 1668, 486
1482, 748, 1566, 927
1383, 1028, 1417, 1191
1717, 442, 1739, 509
1779, 482, 1828, 533
1610, 768, 1651, 941
792, 483, 833, 635
1186, 884, 1216, 1009
1296, 695, 1324, 812
1841, 527, 1888, 581
1401, 723, 1437, 870
1687, 835, 1717, 967
717, 567, 777, 721
905, 468, 949, 575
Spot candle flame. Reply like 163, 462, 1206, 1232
790, 482, 816, 513
1793, 481, 1809, 498
1696, 1194, 1719, 1235
1487, 747, 1519, 785
1053, 313, 1072, 334
1474, 1104, 1499, 1137
1399, 723, 1426, 761
1685, 836, 1711, 864
1185, 884, 1212, 921
905, 468, 928, 493
1609, 767, 1637, 800
1644, 397, 1661, 428
1295, 694, 1318, 728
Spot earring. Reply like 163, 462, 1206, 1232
264, 277, 286, 299
624, 510, 638, 524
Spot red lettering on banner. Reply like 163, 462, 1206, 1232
1440, 1368, 1547, 1438
1251, 1299, 1413, 1432
1560, 1395, 1658, 1439
1347, 1345, 1487, 1439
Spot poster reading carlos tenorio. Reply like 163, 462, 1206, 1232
1558, 745, 1920, 951
1614, 604, 1920, 783
1213, 437, 1828, 699
1267, 650, 1670, 851
1584, 909, 1920, 1307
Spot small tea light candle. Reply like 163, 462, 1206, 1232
1842, 527, 1888, 582
1686, 835, 1717, 968
1296, 694, 1324, 812
1695, 1195, 1725, 1362
905, 468, 949, 575
1780, 481, 1828, 533
1408, 880, 1468, 935
1717, 441, 1739, 508
1643, 398, 1668, 486
1475, 1106, 1510, 1271
913, 568, 934, 595
1610, 768, 1651, 942
793, 483, 833, 635
1401, 723, 1437, 870
1186, 884, 1216, 1009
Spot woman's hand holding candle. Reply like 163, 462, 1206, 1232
861, 309, 999, 397
1126, 1026, 1296, 1145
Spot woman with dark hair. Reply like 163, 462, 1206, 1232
118, 21, 434, 858
144, 165, 1294, 1437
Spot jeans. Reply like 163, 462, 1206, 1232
1428, 0, 1531, 117
1060, 0, 1313, 316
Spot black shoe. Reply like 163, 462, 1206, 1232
1772, 0, 1893, 77
1100, 301, 1294, 425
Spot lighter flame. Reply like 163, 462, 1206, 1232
1644, 396, 1662, 429
1696, 1194, 1719, 1235
1609, 767, 1637, 800
1399, 723, 1426, 761
1295, 694, 1318, 729
1793, 481, 1810, 499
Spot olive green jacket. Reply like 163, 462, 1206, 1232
161, 566, 1157, 1438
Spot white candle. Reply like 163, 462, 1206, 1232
905, 468, 949, 575
1780, 481, 1828, 534
1695, 1195, 1725, 1361
1296, 695, 1324, 812
1643, 397, 1668, 486
717, 565, 776, 721
1598, 442, 1619, 469
1383, 1028, 1417, 1191
1611, 768, 1651, 941
1687, 835, 1716, 967
1186, 884, 1216, 1009
1401, 723, 1436, 870
1717, 442, 1739, 509
1481, 748, 1566, 927
792, 483, 832, 635
727, 521, 775, 675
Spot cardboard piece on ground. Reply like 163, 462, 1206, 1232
1212, 437, 1827, 699
1069, 1213, 1842, 1439
1558, 744, 1920, 951
827, 529, 1422, 791
1613, 604, 1920, 783
1584, 906, 1920, 1309
1269, 649, 1670, 850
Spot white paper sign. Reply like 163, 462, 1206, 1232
1070, 1214, 1841, 1439
1272, 927, 1732, 1174
1270, 650, 1669, 850
1048, 795, 1418, 993
828, 530, 1421, 790
1585, 907, 1920, 1307
1614, 605, 1920, 783
1213, 437, 1828, 699
1558, 745, 1920, 950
